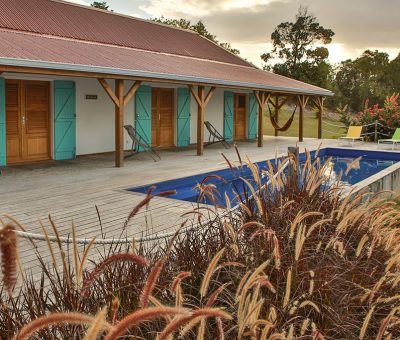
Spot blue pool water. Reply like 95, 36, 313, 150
127, 148, 400, 206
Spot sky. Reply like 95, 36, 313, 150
67, 0, 400, 68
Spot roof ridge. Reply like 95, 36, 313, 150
196, 34, 258, 70
0, 27, 257, 71
48, 0, 199, 35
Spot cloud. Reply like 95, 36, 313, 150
139, 0, 276, 17
66, 0, 89, 5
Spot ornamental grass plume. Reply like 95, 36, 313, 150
80, 253, 149, 297
4, 149, 400, 339
0, 223, 18, 295
13, 312, 111, 340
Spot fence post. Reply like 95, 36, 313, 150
374, 120, 378, 142
288, 146, 299, 192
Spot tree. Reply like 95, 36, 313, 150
335, 50, 391, 111
91, 1, 111, 10
261, 7, 334, 88
386, 53, 400, 94
153, 17, 240, 55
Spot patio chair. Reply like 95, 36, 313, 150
204, 121, 230, 149
378, 128, 400, 149
124, 125, 161, 161
338, 126, 364, 146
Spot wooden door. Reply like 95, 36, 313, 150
6, 80, 50, 163
234, 93, 247, 140
151, 88, 174, 147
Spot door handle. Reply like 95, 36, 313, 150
158, 113, 161, 121
22, 116, 25, 125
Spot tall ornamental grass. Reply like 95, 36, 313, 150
1, 150, 400, 339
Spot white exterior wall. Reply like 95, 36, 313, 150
2, 73, 252, 157
74, 78, 136, 155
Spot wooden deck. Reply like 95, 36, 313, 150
1, 136, 339, 280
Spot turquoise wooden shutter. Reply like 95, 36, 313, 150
135, 85, 152, 151
0, 77, 6, 166
177, 88, 190, 147
224, 91, 234, 142
248, 93, 257, 139
54, 81, 76, 160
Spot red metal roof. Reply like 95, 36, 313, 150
0, 0, 250, 67
0, 0, 333, 96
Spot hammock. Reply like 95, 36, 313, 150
267, 103, 297, 132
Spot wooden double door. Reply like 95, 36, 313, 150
6, 80, 51, 163
234, 93, 247, 140
151, 88, 174, 147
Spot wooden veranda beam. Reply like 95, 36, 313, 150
115, 79, 125, 167
98, 78, 119, 107
297, 95, 309, 142
204, 86, 216, 107
188, 85, 201, 106
123, 81, 142, 106
1, 64, 331, 96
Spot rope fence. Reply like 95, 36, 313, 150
322, 120, 397, 140
9, 160, 290, 246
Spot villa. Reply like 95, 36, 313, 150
0, 0, 332, 168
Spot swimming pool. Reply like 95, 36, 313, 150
127, 148, 400, 206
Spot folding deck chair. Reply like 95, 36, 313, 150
378, 128, 400, 149
204, 121, 230, 149
338, 126, 364, 146
124, 125, 161, 161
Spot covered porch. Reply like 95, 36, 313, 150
0, 67, 329, 169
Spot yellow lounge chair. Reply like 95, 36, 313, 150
338, 126, 364, 146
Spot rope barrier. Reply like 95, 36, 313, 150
323, 120, 398, 139
322, 128, 342, 135
10, 160, 290, 245
322, 121, 347, 128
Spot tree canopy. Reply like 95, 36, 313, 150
261, 7, 334, 88
91, 1, 111, 10
334, 50, 399, 111
153, 17, 240, 55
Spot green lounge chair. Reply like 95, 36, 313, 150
378, 128, 400, 149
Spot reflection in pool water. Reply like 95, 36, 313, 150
128, 148, 400, 206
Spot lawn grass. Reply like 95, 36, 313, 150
263, 108, 346, 139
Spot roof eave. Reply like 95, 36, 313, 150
0, 58, 334, 97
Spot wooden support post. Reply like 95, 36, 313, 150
297, 95, 309, 142
98, 78, 143, 167
258, 93, 264, 147
115, 79, 124, 167
255, 91, 271, 147
188, 85, 215, 156
274, 95, 279, 137
197, 86, 205, 156
317, 97, 325, 139
273, 95, 289, 137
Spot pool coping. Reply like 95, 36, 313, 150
350, 160, 400, 198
